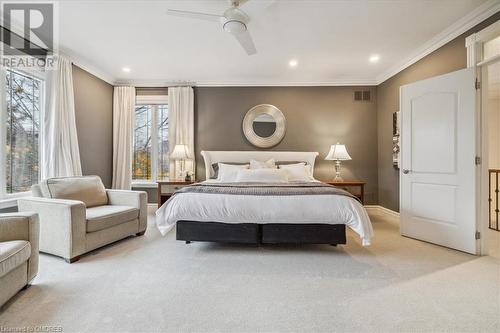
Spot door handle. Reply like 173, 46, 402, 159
402, 169, 410, 174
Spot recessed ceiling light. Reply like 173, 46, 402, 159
122, 67, 131, 73
369, 54, 380, 63
289, 59, 298, 68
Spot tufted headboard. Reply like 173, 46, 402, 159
200, 151, 319, 180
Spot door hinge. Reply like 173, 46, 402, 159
475, 78, 481, 90
475, 231, 481, 240
475, 156, 481, 165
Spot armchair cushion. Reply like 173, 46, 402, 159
86, 205, 139, 233
0, 213, 39, 280
39, 175, 108, 208
0, 240, 31, 278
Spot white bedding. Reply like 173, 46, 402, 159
156, 180, 373, 246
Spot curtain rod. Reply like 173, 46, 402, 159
134, 86, 194, 89
135, 87, 169, 89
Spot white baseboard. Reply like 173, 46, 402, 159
364, 205, 400, 219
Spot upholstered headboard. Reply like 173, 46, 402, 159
200, 151, 319, 179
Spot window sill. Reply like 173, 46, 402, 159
0, 191, 32, 209
131, 182, 158, 189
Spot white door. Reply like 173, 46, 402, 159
400, 68, 478, 254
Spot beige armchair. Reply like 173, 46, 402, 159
18, 176, 147, 263
0, 212, 39, 308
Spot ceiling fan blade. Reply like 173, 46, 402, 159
233, 30, 257, 55
167, 9, 223, 22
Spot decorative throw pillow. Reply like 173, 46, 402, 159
278, 163, 314, 182
249, 158, 276, 169
235, 169, 289, 183
217, 163, 250, 182
211, 162, 248, 179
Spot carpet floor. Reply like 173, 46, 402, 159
0, 208, 499, 333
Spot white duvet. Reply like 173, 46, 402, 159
156, 181, 373, 246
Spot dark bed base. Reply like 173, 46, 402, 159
176, 221, 346, 245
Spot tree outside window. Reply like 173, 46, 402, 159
5, 70, 41, 194
132, 103, 169, 182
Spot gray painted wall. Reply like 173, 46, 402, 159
376, 12, 500, 212
73, 65, 114, 188
194, 86, 379, 204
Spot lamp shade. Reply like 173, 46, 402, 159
170, 144, 190, 160
325, 143, 352, 161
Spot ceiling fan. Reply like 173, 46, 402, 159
167, 0, 268, 56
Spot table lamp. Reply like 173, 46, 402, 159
325, 143, 352, 181
170, 144, 190, 180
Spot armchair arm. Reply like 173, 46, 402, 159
106, 190, 147, 233
17, 197, 86, 260
0, 212, 39, 281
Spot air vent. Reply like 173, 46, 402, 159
354, 91, 362, 101
354, 90, 371, 102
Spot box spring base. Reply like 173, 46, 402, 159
176, 221, 346, 245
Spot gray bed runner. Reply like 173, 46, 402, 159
172, 182, 359, 201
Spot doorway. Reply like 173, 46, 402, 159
468, 20, 500, 256
484, 59, 500, 258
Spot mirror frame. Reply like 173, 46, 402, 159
243, 104, 286, 148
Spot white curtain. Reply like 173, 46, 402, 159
168, 86, 195, 180
112, 86, 136, 189
42, 55, 82, 179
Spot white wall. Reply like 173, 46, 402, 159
489, 97, 500, 169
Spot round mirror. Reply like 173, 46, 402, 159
252, 114, 276, 138
243, 104, 286, 148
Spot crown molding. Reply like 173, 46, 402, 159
191, 79, 378, 87
59, 47, 116, 85
72, 59, 116, 85
114, 79, 194, 87
115, 78, 378, 87
376, 0, 500, 84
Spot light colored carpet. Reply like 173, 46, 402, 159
1, 208, 499, 333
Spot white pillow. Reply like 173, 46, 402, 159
249, 158, 276, 169
235, 169, 289, 183
217, 163, 249, 182
279, 163, 314, 181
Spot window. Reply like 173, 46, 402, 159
132, 98, 169, 183
483, 35, 500, 61
2, 69, 43, 196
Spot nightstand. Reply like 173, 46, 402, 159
157, 180, 195, 208
325, 180, 366, 204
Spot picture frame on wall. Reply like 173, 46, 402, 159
392, 111, 400, 169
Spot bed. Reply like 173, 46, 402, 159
156, 151, 373, 246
